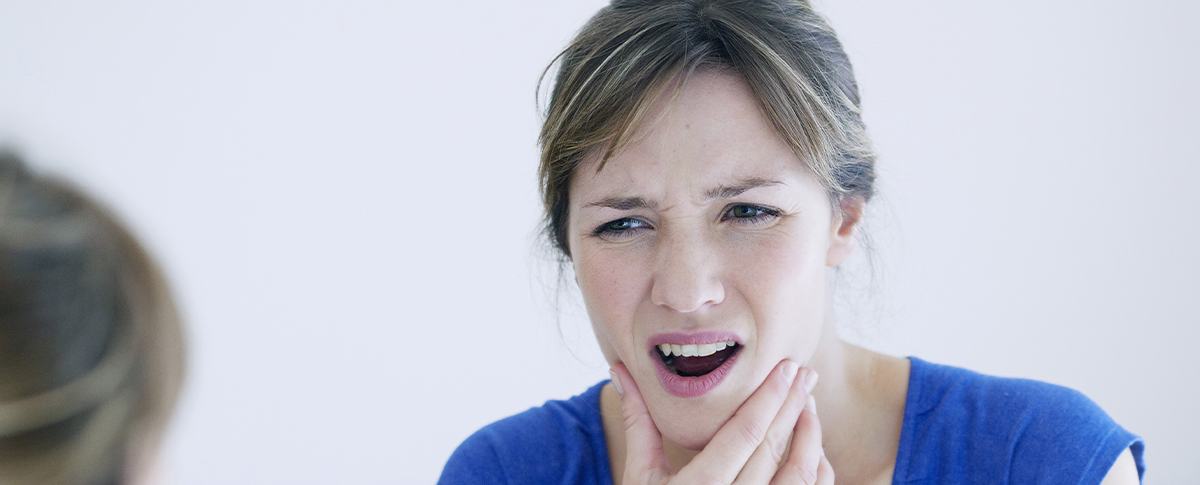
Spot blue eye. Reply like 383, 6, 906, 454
591, 205, 779, 242
593, 217, 651, 240
722, 204, 780, 225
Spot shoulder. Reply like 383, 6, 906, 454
438, 381, 611, 485
900, 357, 1146, 483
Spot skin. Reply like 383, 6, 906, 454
131, 448, 164, 485
565, 69, 1140, 484
567, 67, 901, 484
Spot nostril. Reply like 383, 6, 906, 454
650, 278, 725, 313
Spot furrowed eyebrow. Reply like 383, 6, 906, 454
583, 177, 784, 211
703, 177, 785, 201
584, 196, 657, 211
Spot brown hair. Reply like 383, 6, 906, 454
537, 0, 876, 257
0, 151, 185, 484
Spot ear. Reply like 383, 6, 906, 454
826, 195, 865, 267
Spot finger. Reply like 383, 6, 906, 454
816, 454, 835, 485
734, 368, 818, 484
771, 395, 823, 485
676, 360, 799, 485
611, 363, 669, 479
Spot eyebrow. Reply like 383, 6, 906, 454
583, 177, 785, 210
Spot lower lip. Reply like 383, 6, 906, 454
653, 349, 740, 398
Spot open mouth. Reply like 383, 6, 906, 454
655, 341, 741, 377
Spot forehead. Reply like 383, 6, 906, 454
569, 69, 813, 201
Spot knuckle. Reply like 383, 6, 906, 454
801, 468, 819, 485
622, 410, 646, 433
771, 372, 793, 396
764, 434, 788, 464
734, 419, 768, 448
781, 462, 819, 485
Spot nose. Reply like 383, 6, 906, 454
650, 231, 726, 313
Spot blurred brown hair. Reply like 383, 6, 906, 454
0, 151, 185, 484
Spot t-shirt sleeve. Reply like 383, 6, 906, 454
1008, 382, 1146, 484
438, 429, 508, 485
1078, 423, 1146, 485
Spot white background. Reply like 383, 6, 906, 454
1, 1, 1196, 483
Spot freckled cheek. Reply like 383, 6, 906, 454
725, 233, 827, 351
727, 232, 824, 292
574, 250, 649, 361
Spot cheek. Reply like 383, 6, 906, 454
727, 227, 829, 353
573, 247, 650, 362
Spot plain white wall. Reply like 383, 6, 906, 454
1, 0, 1195, 483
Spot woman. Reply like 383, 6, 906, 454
0, 151, 186, 484
441, 1, 1146, 483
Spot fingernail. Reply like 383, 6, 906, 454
783, 361, 800, 383
807, 395, 818, 413
609, 369, 624, 396
803, 369, 820, 393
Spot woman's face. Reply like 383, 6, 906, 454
566, 69, 858, 449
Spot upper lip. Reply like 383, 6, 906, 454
648, 331, 743, 352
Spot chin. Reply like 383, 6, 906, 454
646, 393, 741, 451
664, 423, 721, 451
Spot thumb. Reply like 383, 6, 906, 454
611, 362, 669, 480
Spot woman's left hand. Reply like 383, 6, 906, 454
761, 395, 834, 484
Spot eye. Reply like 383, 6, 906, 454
592, 217, 652, 241
721, 204, 781, 225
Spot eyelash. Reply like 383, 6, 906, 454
591, 204, 782, 240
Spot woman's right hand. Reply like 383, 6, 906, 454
610, 360, 833, 484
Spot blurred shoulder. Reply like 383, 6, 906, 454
438, 381, 611, 485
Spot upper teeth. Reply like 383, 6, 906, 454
658, 341, 736, 358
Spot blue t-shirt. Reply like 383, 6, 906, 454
439, 356, 1146, 484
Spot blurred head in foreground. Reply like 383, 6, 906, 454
0, 151, 184, 484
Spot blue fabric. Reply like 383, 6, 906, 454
438, 380, 612, 485
439, 356, 1146, 484
894, 357, 1145, 484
